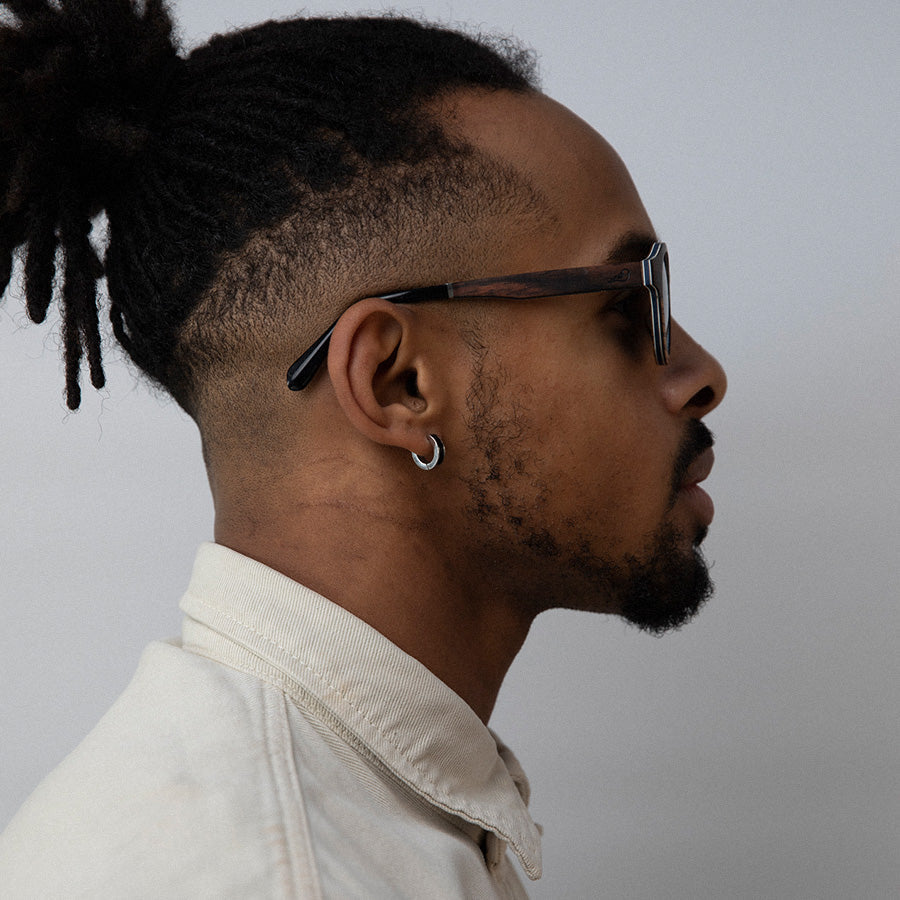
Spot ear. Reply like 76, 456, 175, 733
326, 298, 444, 458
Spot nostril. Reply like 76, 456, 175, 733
688, 385, 715, 409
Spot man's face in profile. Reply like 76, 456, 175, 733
442, 91, 727, 631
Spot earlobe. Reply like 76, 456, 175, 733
326, 298, 441, 457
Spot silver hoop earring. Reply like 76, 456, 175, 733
412, 434, 445, 471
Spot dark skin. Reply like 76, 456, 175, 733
212, 90, 727, 723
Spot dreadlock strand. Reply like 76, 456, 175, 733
74, 225, 106, 390
59, 206, 105, 405
23, 205, 57, 324
61, 276, 84, 411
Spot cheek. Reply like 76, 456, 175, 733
530, 375, 673, 541
468, 308, 675, 545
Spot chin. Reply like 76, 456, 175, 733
618, 542, 714, 635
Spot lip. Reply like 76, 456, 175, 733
678, 447, 716, 525
681, 446, 715, 489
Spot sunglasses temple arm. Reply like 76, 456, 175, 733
286, 286, 452, 391
286, 319, 339, 390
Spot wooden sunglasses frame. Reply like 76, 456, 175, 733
286, 242, 669, 391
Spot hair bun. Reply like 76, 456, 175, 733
1, 0, 181, 217
1, 0, 180, 409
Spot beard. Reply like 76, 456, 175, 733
603, 521, 712, 634
462, 365, 716, 634
490, 516, 714, 635
617, 417, 715, 634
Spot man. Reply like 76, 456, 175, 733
0, 2, 725, 896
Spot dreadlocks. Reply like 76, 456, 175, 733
0, 0, 539, 417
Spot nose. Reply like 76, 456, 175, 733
661, 320, 727, 417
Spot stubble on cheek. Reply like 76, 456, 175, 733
457, 352, 616, 611
461, 351, 547, 528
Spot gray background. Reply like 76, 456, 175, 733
2, 1, 898, 897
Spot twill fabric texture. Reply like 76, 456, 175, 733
0, 543, 542, 898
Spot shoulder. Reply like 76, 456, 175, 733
0, 641, 316, 898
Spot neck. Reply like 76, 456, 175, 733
212, 454, 533, 723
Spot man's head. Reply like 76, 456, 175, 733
312, 89, 726, 631
2, 2, 725, 636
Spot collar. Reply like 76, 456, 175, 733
179, 543, 542, 880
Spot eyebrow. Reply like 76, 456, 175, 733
605, 230, 658, 265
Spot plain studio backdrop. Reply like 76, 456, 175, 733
1, 1, 898, 897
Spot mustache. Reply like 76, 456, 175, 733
669, 419, 715, 503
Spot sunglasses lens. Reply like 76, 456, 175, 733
645, 243, 670, 364
661, 249, 670, 360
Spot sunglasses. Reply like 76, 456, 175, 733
287, 241, 670, 390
